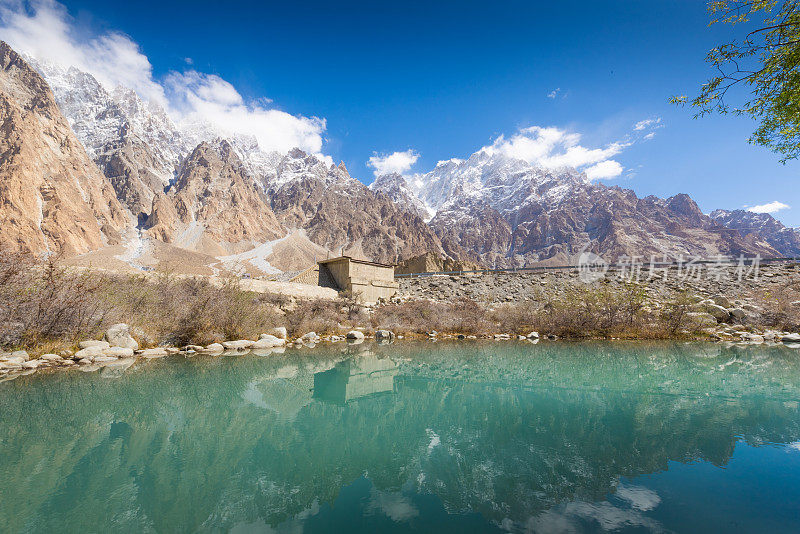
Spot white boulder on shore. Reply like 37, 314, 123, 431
103, 347, 134, 358
7, 350, 30, 362
104, 323, 139, 351
139, 348, 168, 358
299, 332, 320, 345
269, 327, 287, 340
252, 335, 285, 349
78, 340, 109, 350
346, 330, 365, 341
375, 330, 395, 342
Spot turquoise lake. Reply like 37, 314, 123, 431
1, 341, 800, 533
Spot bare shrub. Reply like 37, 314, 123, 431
513, 283, 661, 339
285, 298, 350, 336
102, 275, 282, 346
0, 253, 109, 348
660, 290, 696, 336
0, 253, 282, 351
750, 280, 800, 331
372, 298, 493, 335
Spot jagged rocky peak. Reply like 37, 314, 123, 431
710, 209, 800, 256
0, 41, 130, 255
663, 193, 708, 225
411, 149, 588, 216
25, 56, 189, 219
265, 151, 458, 264
25, 55, 186, 177
401, 144, 779, 266
144, 139, 284, 256
370, 173, 433, 221
268, 148, 352, 191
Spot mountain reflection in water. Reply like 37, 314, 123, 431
1, 341, 799, 533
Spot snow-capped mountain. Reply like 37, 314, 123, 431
407, 150, 587, 217
0, 40, 791, 273
369, 173, 433, 221
710, 209, 800, 256
267, 150, 450, 266
26, 57, 291, 220
374, 148, 780, 266
26, 56, 186, 182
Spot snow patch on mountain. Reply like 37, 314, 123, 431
406, 149, 588, 217
370, 173, 433, 221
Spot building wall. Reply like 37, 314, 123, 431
348, 262, 395, 283
323, 259, 352, 290
294, 257, 399, 303
290, 264, 340, 290
351, 280, 398, 303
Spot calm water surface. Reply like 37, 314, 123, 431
1, 341, 800, 533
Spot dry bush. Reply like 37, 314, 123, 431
750, 280, 800, 331
0, 253, 283, 351
509, 283, 662, 338
659, 290, 697, 336
284, 294, 367, 336
491, 303, 534, 334
0, 253, 110, 348
100, 275, 282, 346
372, 298, 493, 335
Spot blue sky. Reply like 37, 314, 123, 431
4, 0, 799, 224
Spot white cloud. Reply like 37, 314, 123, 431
585, 160, 623, 180
367, 149, 419, 177
634, 117, 662, 131
547, 88, 561, 99
614, 484, 661, 511
747, 201, 790, 214
643, 132, 656, 140
0, 0, 167, 106
165, 71, 326, 154
483, 126, 627, 180
0, 0, 327, 154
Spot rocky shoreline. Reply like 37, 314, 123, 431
4, 262, 800, 382
5, 318, 800, 383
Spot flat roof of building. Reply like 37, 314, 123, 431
318, 255, 395, 268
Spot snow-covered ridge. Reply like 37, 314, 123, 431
26, 58, 310, 190
369, 173, 434, 221
374, 148, 589, 220
27, 55, 186, 184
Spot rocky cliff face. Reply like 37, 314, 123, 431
145, 140, 284, 256
268, 150, 450, 264
0, 41, 788, 272
25, 58, 185, 219
403, 150, 778, 266
369, 173, 432, 221
0, 41, 129, 256
710, 209, 800, 256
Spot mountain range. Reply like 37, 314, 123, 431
1, 40, 797, 275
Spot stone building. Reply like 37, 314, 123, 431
291, 256, 398, 303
